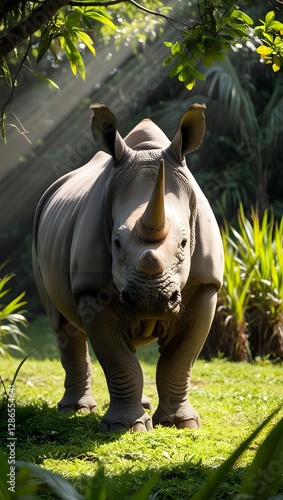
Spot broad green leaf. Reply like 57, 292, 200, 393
270, 20, 283, 31
184, 77, 196, 90
15, 465, 38, 497
130, 473, 160, 500
16, 462, 83, 500
34, 72, 60, 89
265, 10, 275, 28
272, 54, 281, 72
171, 41, 182, 56
75, 30, 96, 56
226, 26, 250, 40
261, 31, 273, 43
48, 43, 60, 64
82, 15, 92, 31
163, 55, 175, 66
239, 415, 283, 499
178, 66, 190, 82
191, 407, 282, 500
83, 10, 116, 31
169, 61, 184, 78
85, 467, 107, 500
65, 11, 81, 27
36, 28, 52, 63
202, 52, 215, 67
64, 37, 86, 79
230, 9, 253, 26
222, 4, 237, 26
186, 64, 206, 81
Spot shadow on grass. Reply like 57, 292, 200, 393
0, 403, 247, 499
22, 316, 160, 364
1, 402, 283, 499
0, 403, 121, 459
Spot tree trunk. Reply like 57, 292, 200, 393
0, 0, 70, 59
234, 321, 250, 362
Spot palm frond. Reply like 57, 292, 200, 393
205, 58, 259, 141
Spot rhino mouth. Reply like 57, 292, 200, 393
120, 282, 182, 318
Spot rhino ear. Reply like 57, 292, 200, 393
168, 103, 206, 162
90, 103, 130, 164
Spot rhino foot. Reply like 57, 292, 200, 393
153, 402, 201, 429
58, 394, 97, 414
100, 408, 153, 433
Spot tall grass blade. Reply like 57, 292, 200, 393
238, 414, 283, 499
191, 407, 282, 500
130, 473, 160, 499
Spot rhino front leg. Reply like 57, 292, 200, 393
56, 321, 97, 414
79, 294, 152, 433
153, 284, 217, 429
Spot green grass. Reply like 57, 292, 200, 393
1, 316, 283, 499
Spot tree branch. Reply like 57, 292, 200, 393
0, 0, 70, 59
0, 0, 193, 60
68, 0, 126, 5
69, 0, 192, 28
0, 37, 32, 142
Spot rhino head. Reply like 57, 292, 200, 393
91, 103, 206, 319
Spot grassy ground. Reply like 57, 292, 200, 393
0, 316, 283, 499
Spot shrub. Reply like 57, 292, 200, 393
203, 206, 283, 360
0, 262, 28, 358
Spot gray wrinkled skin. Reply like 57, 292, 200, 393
32, 103, 224, 432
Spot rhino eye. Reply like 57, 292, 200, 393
181, 238, 187, 249
114, 238, 121, 250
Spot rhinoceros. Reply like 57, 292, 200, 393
32, 103, 223, 432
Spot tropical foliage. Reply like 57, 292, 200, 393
0, 263, 28, 357
203, 56, 283, 217
204, 206, 283, 361
165, 4, 283, 90
0, 1, 283, 140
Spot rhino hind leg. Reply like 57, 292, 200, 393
56, 320, 97, 414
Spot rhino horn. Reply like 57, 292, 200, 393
135, 159, 169, 242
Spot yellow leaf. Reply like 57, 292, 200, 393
256, 45, 273, 55
70, 61, 77, 76
185, 81, 195, 90
272, 62, 280, 72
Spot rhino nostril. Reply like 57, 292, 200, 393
169, 290, 179, 303
168, 289, 181, 311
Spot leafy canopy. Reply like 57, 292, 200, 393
0, 0, 282, 140
164, 1, 283, 90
